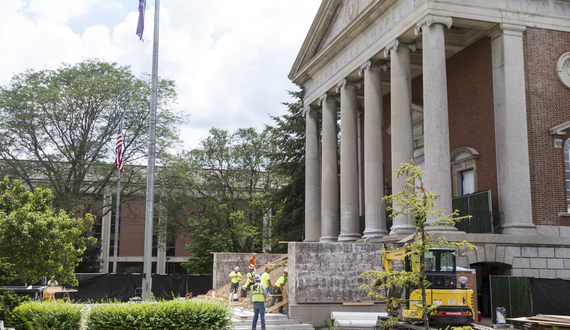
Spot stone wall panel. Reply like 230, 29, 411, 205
290, 242, 382, 302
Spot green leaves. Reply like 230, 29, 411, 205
0, 59, 182, 214
86, 300, 232, 330
158, 127, 280, 273
0, 178, 95, 286
9, 301, 83, 330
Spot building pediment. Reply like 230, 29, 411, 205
289, 0, 382, 84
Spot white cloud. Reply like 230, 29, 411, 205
0, 0, 321, 149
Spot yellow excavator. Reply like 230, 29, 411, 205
381, 245, 475, 325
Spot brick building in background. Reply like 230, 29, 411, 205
98, 197, 192, 274
284, 0, 570, 325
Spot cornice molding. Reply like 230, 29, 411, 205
414, 15, 453, 35
384, 39, 417, 58
303, 105, 321, 117
358, 60, 386, 76
335, 79, 361, 93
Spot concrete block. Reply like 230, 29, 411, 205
556, 247, 570, 259
511, 269, 523, 276
485, 244, 496, 263
512, 257, 530, 268
536, 225, 559, 237
521, 246, 538, 258
495, 246, 506, 264
557, 269, 570, 279
466, 248, 478, 265
456, 256, 469, 268
564, 259, 570, 269
530, 258, 547, 269
504, 246, 521, 265
539, 269, 557, 278
538, 247, 555, 258
476, 245, 486, 263
547, 258, 564, 269
560, 226, 570, 237
521, 269, 540, 277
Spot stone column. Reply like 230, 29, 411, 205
488, 24, 536, 235
304, 105, 322, 242
156, 220, 167, 274
337, 79, 362, 242
320, 94, 339, 242
385, 40, 417, 236
415, 15, 457, 231
100, 194, 112, 273
359, 61, 389, 238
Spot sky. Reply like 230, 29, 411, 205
0, 0, 322, 149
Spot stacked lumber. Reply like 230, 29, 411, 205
197, 255, 288, 313
508, 315, 570, 330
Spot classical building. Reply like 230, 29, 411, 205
287, 0, 570, 325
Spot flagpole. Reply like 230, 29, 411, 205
113, 171, 121, 273
142, 0, 160, 301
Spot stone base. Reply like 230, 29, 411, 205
362, 229, 389, 239
501, 223, 537, 236
288, 302, 385, 328
389, 224, 417, 236
337, 233, 362, 242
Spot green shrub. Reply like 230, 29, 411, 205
0, 289, 30, 325
9, 301, 83, 330
87, 299, 233, 330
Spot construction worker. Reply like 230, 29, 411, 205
244, 264, 256, 301
228, 266, 242, 300
269, 268, 288, 312
250, 275, 267, 330
244, 264, 256, 289
47, 276, 58, 287
260, 267, 274, 293
249, 252, 257, 272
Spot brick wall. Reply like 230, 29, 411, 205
524, 27, 570, 226
446, 37, 499, 212
119, 198, 146, 256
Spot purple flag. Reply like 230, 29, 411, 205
136, 0, 146, 41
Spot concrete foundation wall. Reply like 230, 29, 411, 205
288, 242, 383, 303
212, 253, 286, 289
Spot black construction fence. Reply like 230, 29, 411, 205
490, 276, 570, 325
1, 274, 212, 302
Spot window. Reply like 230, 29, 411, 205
450, 147, 480, 197
564, 139, 570, 213
461, 169, 475, 195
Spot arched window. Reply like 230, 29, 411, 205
450, 147, 480, 197
564, 139, 570, 213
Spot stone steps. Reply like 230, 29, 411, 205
232, 307, 315, 330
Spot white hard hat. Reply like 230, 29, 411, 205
249, 264, 255, 269
235, 267, 239, 271
284, 268, 288, 273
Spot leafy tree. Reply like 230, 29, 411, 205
360, 163, 475, 330
157, 128, 280, 274
0, 257, 17, 284
265, 88, 306, 250
0, 59, 182, 214
0, 178, 96, 286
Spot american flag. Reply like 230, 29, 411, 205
115, 122, 124, 174
136, 0, 146, 41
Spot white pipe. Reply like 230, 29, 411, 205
330, 311, 388, 320
333, 319, 378, 327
